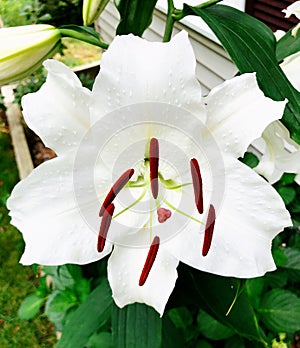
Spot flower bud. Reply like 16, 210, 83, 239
0, 24, 61, 85
82, 0, 109, 26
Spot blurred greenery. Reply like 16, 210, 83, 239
23, 0, 84, 27
0, 0, 83, 27
0, 0, 32, 26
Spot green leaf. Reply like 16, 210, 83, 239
56, 279, 113, 348
162, 316, 185, 348
74, 278, 91, 302
276, 29, 300, 62
18, 294, 45, 320
279, 173, 296, 185
45, 289, 78, 327
35, 276, 51, 298
167, 306, 198, 343
277, 186, 296, 205
264, 270, 288, 289
289, 195, 300, 214
244, 340, 266, 348
272, 248, 288, 267
197, 309, 235, 340
196, 340, 214, 348
114, 0, 158, 36
112, 303, 162, 348
56, 264, 83, 289
59, 25, 108, 49
281, 247, 300, 271
245, 277, 265, 308
86, 332, 113, 348
176, 266, 267, 345
280, 247, 300, 282
259, 289, 300, 333
168, 307, 193, 331
225, 335, 246, 348
239, 152, 259, 169
183, 4, 300, 144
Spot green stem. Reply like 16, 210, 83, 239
163, 0, 175, 42
59, 26, 109, 49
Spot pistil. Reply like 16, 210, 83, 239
150, 138, 159, 199
139, 236, 160, 286
202, 204, 216, 256
97, 203, 115, 252
190, 158, 203, 214
99, 168, 134, 216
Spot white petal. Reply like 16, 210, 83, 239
91, 31, 205, 124
21, 59, 91, 155
283, 1, 300, 20
7, 154, 111, 265
274, 30, 286, 40
253, 121, 300, 183
204, 73, 286, 158
291, 23, 300, 37
167, 157, 291, 277
280, 51, 300, 90
88, 101, 208, 181
107, 244, 179, 316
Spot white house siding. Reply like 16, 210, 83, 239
96, 1, 238, 95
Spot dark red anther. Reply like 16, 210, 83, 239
139, 236, 160, 286
99, 169, 134, 217
190, 158, 203, 214
150, 138, 159, 199
97, 203, 115, 252
202, 204, 216, 257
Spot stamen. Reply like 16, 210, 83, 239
139, 236, 160, 286
157, 207, 172, 223
190, 158, 203, 214
150, 138, 159, 199
202, 204, 216, 256
97, 203, 115, 252
99, 168, 134, 216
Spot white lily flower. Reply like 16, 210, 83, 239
252, 30, 300, 184
0, 24, 61, 85
7, 32, 291, 316
282, 1, 300, 36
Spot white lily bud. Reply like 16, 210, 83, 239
0, 24, 61, 85
82, 0, 109, 26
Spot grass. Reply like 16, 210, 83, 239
0, 123, 57, 347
